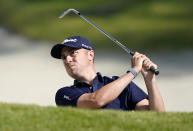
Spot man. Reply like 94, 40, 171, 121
51, 36, 165, 111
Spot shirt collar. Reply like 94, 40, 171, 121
74, 72, 103, 87
96, 72, 103, 83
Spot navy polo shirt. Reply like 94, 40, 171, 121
55, 72, 148, 110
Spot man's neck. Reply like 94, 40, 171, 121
74, 69, 97, 85
83, 70, 97, 85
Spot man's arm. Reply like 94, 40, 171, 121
142, 74, 165, 111
135, 76, 165, 112
77, 72, 135, 109
135, 54, 165, 111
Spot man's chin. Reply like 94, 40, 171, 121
68, 71, 79, 79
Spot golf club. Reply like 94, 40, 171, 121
59, 8, 159, 75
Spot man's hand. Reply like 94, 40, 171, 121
131, 52, 158, 80
131, 52, 146, 73
141, 57, 158, 81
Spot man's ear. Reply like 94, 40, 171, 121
88, 50, 94, 61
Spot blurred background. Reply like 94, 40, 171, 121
0, 0, 193, 112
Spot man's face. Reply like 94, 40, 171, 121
61, 47, 93, 78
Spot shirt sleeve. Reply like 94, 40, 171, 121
55, 87, 84, 107
127, 81, 148, 110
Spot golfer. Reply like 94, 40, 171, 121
51, 36, 165, 111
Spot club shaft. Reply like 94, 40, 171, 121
79, 14, 133, 54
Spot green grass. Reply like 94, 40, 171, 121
0, 0, 193, 52
0, 103, 193, 131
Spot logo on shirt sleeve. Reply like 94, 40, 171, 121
63, 95, 75, 101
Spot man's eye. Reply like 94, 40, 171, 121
72, 50, 78, 54
61, 56, 66, 59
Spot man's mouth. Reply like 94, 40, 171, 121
68, 64, 75, 68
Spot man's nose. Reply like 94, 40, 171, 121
65, 55, 73, 64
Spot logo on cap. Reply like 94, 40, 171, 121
62, 38, 77, 44
82, 44, 92, 49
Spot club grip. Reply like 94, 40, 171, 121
130, 51, 135, 56
150, 66, 159, 75
130, 51, 159, 75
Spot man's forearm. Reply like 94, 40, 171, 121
144, 77, 165, 111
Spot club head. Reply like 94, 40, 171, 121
59, 8, 80, 19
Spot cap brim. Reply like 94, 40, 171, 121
51, 43, 82, 59
51, 44, 66, 59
